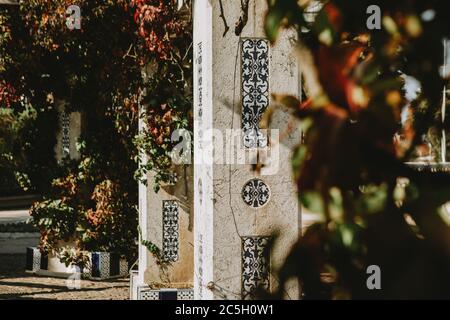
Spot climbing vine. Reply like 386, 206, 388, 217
132, 0, 193, 192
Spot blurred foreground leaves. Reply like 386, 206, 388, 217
265, 0, 450, 299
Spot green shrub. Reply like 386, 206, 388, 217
30, 199, 77, 252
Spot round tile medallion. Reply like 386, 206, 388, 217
242, 178, 270, 208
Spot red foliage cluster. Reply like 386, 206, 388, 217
52, 174, 78, 201
147, 103, 174, 145
86, 180, 118, 228
0, 80, 18, 108
131, 0, 183, 60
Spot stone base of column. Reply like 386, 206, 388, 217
130, 279, 194, 300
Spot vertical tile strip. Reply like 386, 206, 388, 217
177, 289, 194, 300
26, 247, 40, 272
162, 200, 179, 262
241, 39, 269, 148
242, 236, 270, 300
99, 252, 110, 279
242, 178, 271, 208
61, 111, 70, 157
197, 42, 203, 120
119, 258, 129, 276
197, 41, 204, 149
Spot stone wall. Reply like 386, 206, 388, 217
143, 166, 194, 288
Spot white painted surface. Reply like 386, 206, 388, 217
193, 0, 301, 300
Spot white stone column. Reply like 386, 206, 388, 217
194, 0, 302, 300
193, 0, 214, 300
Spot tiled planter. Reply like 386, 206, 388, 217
25, 247, 129, 280
137, 286, 194, 300
129, 271, 194, 300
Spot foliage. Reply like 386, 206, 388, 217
138, 227, 169, 267
132, 0, 193, 192
0, 105, 34, 194
0, 1, 140, 259
0, 1, 192, 261
265, 0, 450, 299
30, 199, 77, 253
0, 97, 57, 195
0, 6, 60, 196
132, 0, 185, 60
58, 245, 91, 268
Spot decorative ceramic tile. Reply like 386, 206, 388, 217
177, 289, 194, 300
137, 288, 193, 301
198, 179, 203, 206
197, 42, 205, 149
91, 252, 110, 279
61, 111, 70, 157
26, 247, 41, 272
197, 234, 203, 299
162, 200, 179, 262
100, 252, 110, 278
241, 38, 269, 148
119, 259, 129, 276
32, 249, 41, 272
242, 178, 271, 208
139, 289, 159, 300
197, 42, 203, 120
242, 236, 270, 300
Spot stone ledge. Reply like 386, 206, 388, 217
0, 195, 40, 209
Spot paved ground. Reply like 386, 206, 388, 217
0, 254, 129, 300
0, 209, 129, 300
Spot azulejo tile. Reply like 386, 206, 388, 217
241, 38, 269, 148
241, 236, 270, 300
162, 200, 179, 262
61, 111, 70, 157
242, 178, 271, 208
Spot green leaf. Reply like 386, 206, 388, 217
265, 8, 284, 43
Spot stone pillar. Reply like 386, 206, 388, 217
133, 114, 194, 299
133, 43, 195, 301
143, 166, 194, 289
193, 0, 302, 300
